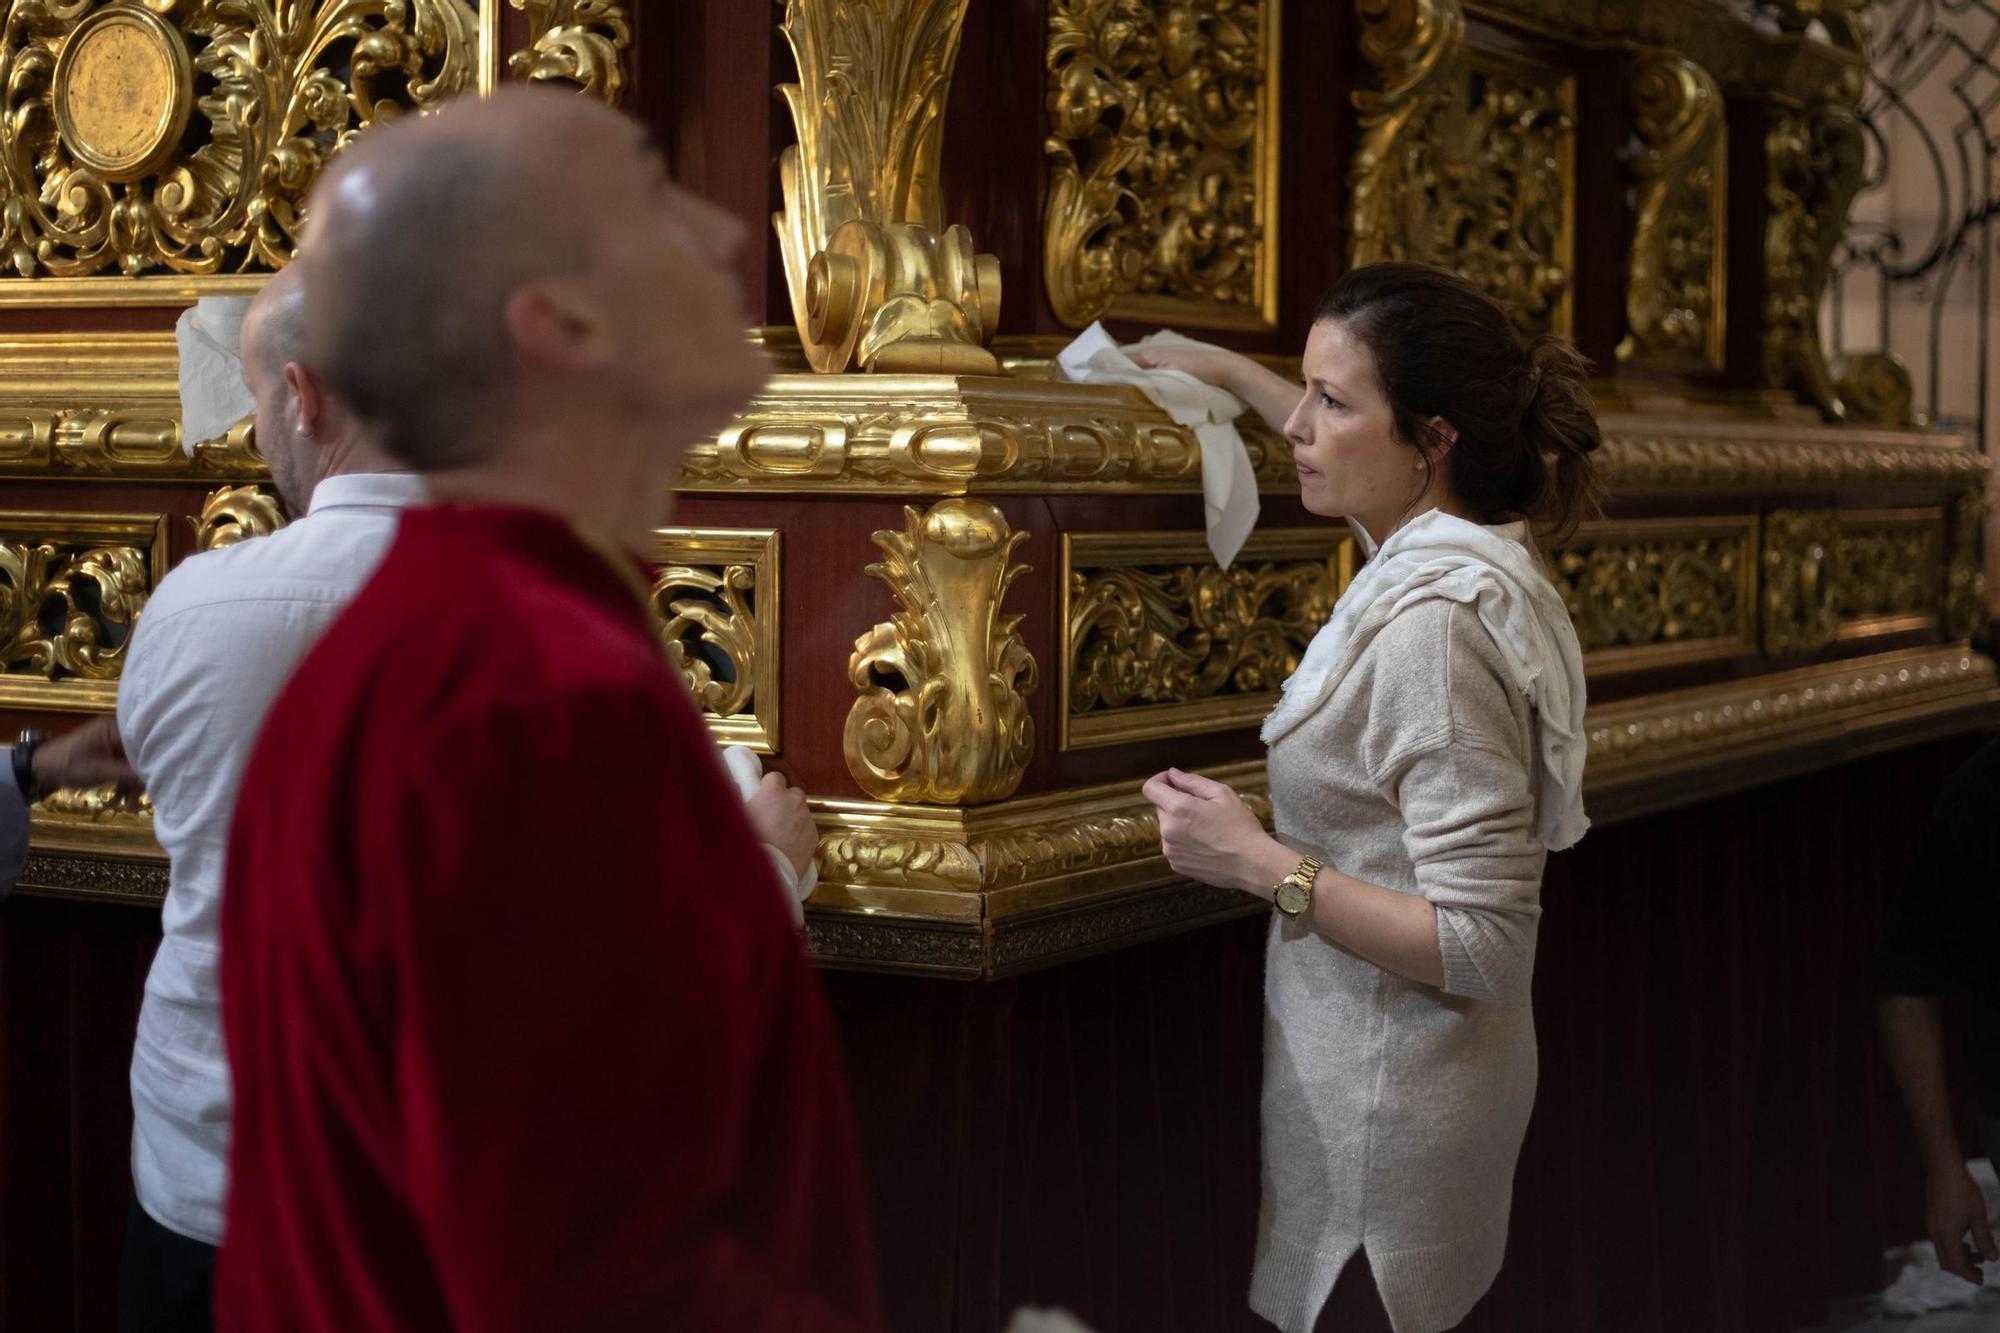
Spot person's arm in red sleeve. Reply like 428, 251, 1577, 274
370, 678, 881, 1333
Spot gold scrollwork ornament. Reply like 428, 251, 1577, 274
652, 562, 759, 718
0, 0, 479, 278
190, 484, 285, 552
0, 540, 149, 678
774, 0, 1002, 375
1619, 51, 1724, 371
508, 0, 630, 103
1761, 509, 1840, 656
845, 499, 1037, 804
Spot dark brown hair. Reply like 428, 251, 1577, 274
1314, 262, 1603, 542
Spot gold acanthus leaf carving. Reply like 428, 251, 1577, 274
652, 562, 759, 719
509, 0, 630, 103
1760, 509, 1841, 656
774, 0, 1002, 375
0, 0, 478, 279
1042, 0, 1276, 329
0, 540, 149, 679
1068, 557, 1332, 713
1619, 51, 1725, 372
1551, 534, 1745, 656
190, 484, 284, 552
1763, 93, 1866, 418
844, 499, 1036, 805
1351, 6, 1574, 335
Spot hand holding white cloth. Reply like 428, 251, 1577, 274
175, 297, 257, 456
1262, 509, 1590, 850
721, 745, 817, 924
1056, 322, 1260, 568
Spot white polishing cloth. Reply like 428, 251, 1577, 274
721, 745, 817, 924
175, 297, 257, 456
1056, 322, 1261, 568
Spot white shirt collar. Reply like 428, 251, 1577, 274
305, 471, 428, 516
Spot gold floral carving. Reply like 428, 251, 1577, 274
1833, 509, 1942, 639
0, 0, 478, 286
1760, 508, 1840, 656
508, 0, 629, 102
652, 527, 781, 753
1548, 517, 1756, 674
845, 499, 1036, 804
0, 510, 166, 710
1619, 51, 1726, 373
1945, 489, 1989, 642
1062, 528, 1352, 748
774, 0, 1001, 374
1042, 0, 1280, 330
191, 485, 284, 552
1351, 5, 1574, 335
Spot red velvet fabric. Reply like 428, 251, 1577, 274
0, 735, 1978, 1332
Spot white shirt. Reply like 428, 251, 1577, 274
119, 472, 427, 1244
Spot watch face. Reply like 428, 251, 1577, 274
1275, 881, 1309, 916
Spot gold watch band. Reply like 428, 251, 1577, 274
1272, 854, 1322, 917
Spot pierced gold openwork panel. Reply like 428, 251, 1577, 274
1832, 509, 1944, 642
653, 528, 780, 754
1061, 527, 1355, 749
1546, 516, 1757, 675
0, 510, 167, 711
1043, 0, 1281, 331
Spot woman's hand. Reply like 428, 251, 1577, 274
1141, 768, 1290, 897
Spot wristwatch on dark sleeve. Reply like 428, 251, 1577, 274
11, 730, 45, 802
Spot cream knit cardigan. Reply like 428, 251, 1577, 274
1249, 517, 1585, 1333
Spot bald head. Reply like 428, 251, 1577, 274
242, 261, 308, 383
301, 90, 618, 469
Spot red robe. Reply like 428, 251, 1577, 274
216, 504, 882, 1332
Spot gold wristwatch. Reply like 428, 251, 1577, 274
1272, 854, 1322, 917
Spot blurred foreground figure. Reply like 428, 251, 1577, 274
216, 90, 882, 1332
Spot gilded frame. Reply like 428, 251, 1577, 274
654, 526, 782, 753
0, 509, 171, 711
1059, 526, 1356, 750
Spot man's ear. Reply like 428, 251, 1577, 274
504, 281, 612, 372
284, 362, 324, 440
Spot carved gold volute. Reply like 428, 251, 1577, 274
845, 499, 1036, 804
774, 0, 1002, 375
1620, 51, 1726, 373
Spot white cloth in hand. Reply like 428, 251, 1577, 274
1056, 322, 1261, 568
175, 297, 257, 456
720, 745, 816, 924
1003, 1309, 1096, 1333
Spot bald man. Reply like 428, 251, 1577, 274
216, 90, 881, 1332
116, 263, 420, 1333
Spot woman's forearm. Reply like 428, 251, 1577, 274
1881, 995, 1966, 1171
1225, 359, 1305, 434
1241, 837, 1445, 988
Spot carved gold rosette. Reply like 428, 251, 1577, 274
845, 499, 1036, 804
1350, 1, 1575, 334
1042, 0, 1280, 331
774, 0, 1002, 375
0, 0, 478, 285
1620, 51, 1726, 372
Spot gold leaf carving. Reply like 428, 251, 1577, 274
844, 499, 1036, 804
0, 0, 479, 280
0, 518, 163, 683
1548, 518, 1755, 673
1619, 51, 1725, 372
1945, 489, 1989, 641
1042, 0, 1278, 330
1760, 508, 1840, 656
653, 528, 780, 752
1061, 528, 1349, 746
508, 0, 629, 103
774, 0, 1001, 374
1351, 12, 1574, 335
190, 485, 284, 552
1832, 511, 1941, 632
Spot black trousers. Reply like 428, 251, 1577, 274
118, 1196, 216, 1333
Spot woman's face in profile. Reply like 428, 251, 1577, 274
1281, 318, 1429, 542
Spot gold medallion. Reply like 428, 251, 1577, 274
52, 7, 194, 183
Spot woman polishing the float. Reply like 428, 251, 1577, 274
1138, 263, 1599, 1333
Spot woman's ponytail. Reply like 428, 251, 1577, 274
1518, 334, 1603, 544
